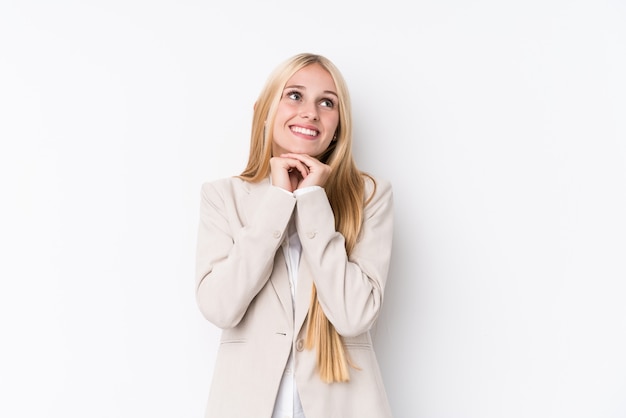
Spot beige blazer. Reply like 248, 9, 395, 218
195, 175, 394, 418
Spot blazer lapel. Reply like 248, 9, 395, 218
294, 258, 313, 335
242, 178, 310, 333
242, 178, 295, 326
270, 250, 294, 328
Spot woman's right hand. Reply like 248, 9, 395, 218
269, 155, 310, 193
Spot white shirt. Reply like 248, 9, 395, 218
271, 186, 320, 418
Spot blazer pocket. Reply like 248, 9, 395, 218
220, 338, 247, 345
343, 341, 372, 350
342, 333, 372, 349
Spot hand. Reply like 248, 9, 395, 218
269, 155, 308, 192
270, 154, 331, 192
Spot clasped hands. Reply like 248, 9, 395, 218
270, 153, 331, 193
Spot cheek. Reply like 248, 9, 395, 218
274, 107, 296, 128
328, 115, 340, 132
272, 110, 289, 131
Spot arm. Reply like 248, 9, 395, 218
195, 180, 296, 328
295, 178, 394, 337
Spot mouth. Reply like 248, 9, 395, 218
290, 125, 319, 138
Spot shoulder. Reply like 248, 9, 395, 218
359, 173, 393, 220
201, 176, 245, 193
363, 173, 393, 203
199, 177, 243, 206
200, 177, 272, 207
201, 176, 268, 195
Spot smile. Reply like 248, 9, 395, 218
290, 126, 319, 137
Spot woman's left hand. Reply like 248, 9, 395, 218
281, 153, 331, 190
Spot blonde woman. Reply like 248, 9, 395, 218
195, 53, 394, 418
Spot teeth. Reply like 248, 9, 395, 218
291, 126, 317, 136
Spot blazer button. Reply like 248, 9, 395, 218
272, 230, 281, 239
296, 339, 304, 351
306, 231, 316, 239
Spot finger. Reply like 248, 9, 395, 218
273, 157, 301, 175
293, 160, 309, 178
281, 153, 317, 169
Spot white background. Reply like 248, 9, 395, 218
1, 1, 625, 417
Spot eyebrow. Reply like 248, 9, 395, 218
284, 84, 338, 98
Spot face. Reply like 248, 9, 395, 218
271, 63, 340, 158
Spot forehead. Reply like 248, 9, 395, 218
285, 63, 337, 93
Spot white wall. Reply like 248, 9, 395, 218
1, 1, 625, 417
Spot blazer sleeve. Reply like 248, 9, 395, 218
294, 177, 394, 337
195, 179, 296, 328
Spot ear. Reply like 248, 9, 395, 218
253, 101, 257, 111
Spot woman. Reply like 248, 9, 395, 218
195, 53, 394, 418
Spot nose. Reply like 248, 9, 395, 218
300, 102, 319, 120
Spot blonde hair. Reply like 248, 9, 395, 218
239, 53, 375, 383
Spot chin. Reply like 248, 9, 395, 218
291, 147, 316, 155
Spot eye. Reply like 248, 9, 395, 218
320, 98, 335, 108
285, 90, 302, 101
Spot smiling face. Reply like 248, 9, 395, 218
271, 63, 340, 158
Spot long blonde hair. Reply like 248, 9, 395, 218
239, 53, 374, 383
